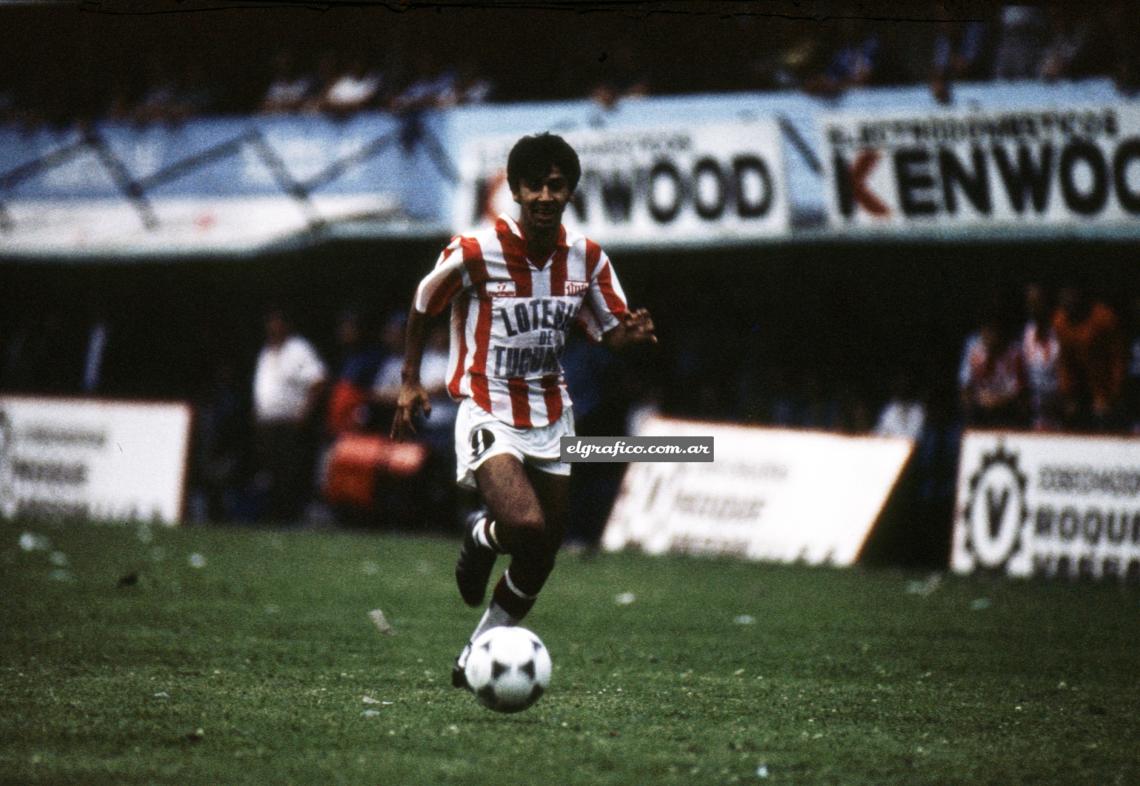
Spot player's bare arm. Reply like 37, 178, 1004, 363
390, 306, 433, 440
603, 307, 657, 351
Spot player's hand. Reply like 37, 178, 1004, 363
621, 308, 657, 345
390, 382, 432, 441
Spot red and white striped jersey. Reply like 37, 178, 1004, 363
413, 213, 629, 428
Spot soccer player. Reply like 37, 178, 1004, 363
390, 133, 656, 687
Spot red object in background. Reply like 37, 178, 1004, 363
327, 379, 368, 436
323, 432, 428, 509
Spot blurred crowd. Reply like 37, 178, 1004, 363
958, 284, 1139, 434
5, 274, 1140, 542
2, 3, 1137, 130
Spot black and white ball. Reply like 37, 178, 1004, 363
464, 627, 551, 713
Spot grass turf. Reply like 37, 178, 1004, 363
1, 519, 1138, 785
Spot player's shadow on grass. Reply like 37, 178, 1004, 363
466, 714, 546, 726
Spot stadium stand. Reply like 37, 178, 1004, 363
2, 3, 1139, 562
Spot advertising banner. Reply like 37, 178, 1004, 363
601, 416, 913, 565
454, 121, 790, 249
822, 105, 1140, 231
0, 113, 446, 255
0, 195, 396, 256
953, 431, 1140, 581
0, 396, 191, 525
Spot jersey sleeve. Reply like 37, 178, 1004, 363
413, 236, 467, 317
577, 249, 629, 342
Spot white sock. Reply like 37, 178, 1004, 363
469, 602, 516, 645
471, 515, 501, 552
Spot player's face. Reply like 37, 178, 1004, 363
513, 165, 572, 234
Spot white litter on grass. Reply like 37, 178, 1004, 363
48, 551, 68, 567
19, 532, 50, 552
361, 561, 380, 576
188, 553, 207, 569
905, 573, 943, 597
362, 696, 394, 706
756, 764, 770, 778
734, 614, 756, 625
361, 710, 381, 718
153, 691, 170, 699
615, 592, 636, 606
368, 609, 395, 635
970, 598, 991, 611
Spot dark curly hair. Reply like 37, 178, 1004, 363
506, 133, 581, 193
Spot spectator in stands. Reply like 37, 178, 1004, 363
190, 359, 250, 523
804, 20, 881, 97
313, 55, 384, 118
771, 33, 829, 90
79, 295, 115, 396
992, 6, 1047, 80
370, 312, 409, 424
1053, 286, 1126, 431
133, 56, 182, 125
959, 309, 1026, 427
391, 53, 456, 112
325, 308, 384, 438
260, 50, 317, 114
1020, 283, 1062, 430
588, 43, 651, 110
374, 320, 457, 452
1038, 4, 1103, 81
251, 307, 328, 522
1104, 0, 1140, 92
875, 370, 927, 440
373, 320, 456, 530
132, 58, 216, 125
929, 13, 989, 103
446, 63, 494, 107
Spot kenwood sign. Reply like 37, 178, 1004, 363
952, 431, 1140, 582
455, 122, 790, 249
823, 105, 1140, 231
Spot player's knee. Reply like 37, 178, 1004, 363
501, 515, 547, 559
501, 508, 545, 538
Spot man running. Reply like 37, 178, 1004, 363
390, 132, 656, 686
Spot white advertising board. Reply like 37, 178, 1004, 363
822, 105, 1140, 232
0, 195, 396, 256
454, 121, 790, 249
0, 396, 191, 525
953, 430, 1140, 581
602, 416, 913, 565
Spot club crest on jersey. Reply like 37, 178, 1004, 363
564, 280, 588, 296
486, 281, 517, 298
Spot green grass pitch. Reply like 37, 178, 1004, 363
2, 519, 1138, 785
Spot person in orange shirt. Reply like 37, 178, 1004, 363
1053, 286, 1126, 431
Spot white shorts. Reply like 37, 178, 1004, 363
454, 397, 575, 491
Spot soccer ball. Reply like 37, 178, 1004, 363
464, 626, 552, 713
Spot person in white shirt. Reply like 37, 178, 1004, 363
1020, 283, 1061, 430
874, 371, 926, 440
252, 308, 327, 522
